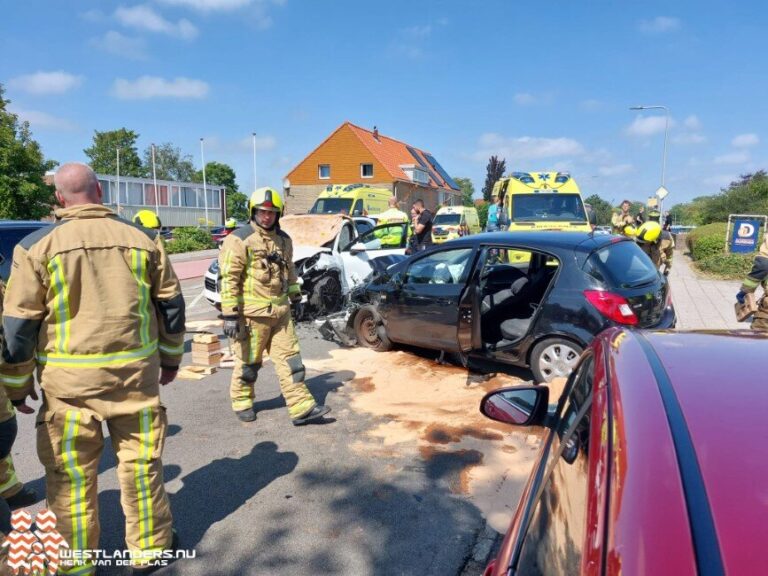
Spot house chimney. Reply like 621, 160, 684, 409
373, 126, 379, 141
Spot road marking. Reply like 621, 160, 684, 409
188, 288, 206, 309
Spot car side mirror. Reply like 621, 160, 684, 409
350, 242, 367, 254
480, 386, 549, 427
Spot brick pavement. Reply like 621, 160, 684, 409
668, 245, 746, 330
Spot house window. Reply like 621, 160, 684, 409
319, 164, 331, 179
361, 163, 374, 178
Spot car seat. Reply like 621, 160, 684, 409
498, 260, 555, 343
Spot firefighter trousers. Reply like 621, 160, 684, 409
36, 388, 173, 574
0, 394, 22, 500
230, 313, 317, 420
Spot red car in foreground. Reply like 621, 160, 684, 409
481, 328, 768, 576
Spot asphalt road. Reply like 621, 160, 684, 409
9, 279, 525, 575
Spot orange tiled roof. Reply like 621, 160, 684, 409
346, 123, 457, 191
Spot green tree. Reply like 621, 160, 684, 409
482, 156, 506, 202
453, 177, 476, 207
583, 194, 613, 226
143, 142, 196, 181
84, 128, 143, 176
0, 85, 57, 219
194, 161, 248, 221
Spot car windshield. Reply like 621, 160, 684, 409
309, 198, 353, 214
512, 194, 587, 222
433, 214, 461, 226
587, 241, 658, 288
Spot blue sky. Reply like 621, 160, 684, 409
2, 0, 767, 206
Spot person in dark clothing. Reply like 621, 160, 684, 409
663, 211, 673, 231
411, 199, 434, 251
635, 205, 646, 227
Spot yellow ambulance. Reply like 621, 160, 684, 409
492, 171, 590, 262
309, 184, 391, 216
431, 206, 482, 243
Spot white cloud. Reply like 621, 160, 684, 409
7, 106, 77, 131
472, 133, 585, 162
625, 115, 674, 137
115, 5, 198, 39
514, 93, 537, 106
92, 31, 148, 60
673, 132, 707, 144
732, 133, 759, 148
156, 0, 253, 10
598, 164, 634, 177
638, 16, 681, 34
714, 151, 750, 165
8, 71, 83, 95
112, 76, 209, 99
703, 174, 737, 188
684, 115, 702, 130
580, 99, 603, 112
404, 24, 432, 38
238, 134, 277, 152
80, 9, 105, 22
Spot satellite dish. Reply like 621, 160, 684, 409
655, 186, 669, 200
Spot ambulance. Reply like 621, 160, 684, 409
492, 171, 591, 232
309, 184, 391, 216
431, 206, 482, 243
492, 171, 590, 262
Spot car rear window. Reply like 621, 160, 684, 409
584, 240, 657, 288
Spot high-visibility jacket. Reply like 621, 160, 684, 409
219, 222, 299, 319
611, 212, 635, 235
375, 208, 408, 246
0, 204, 185, 401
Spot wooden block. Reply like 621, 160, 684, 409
177, 369, 206, 380
735, 293, 759, 322
192, 353, 222, 366
192, 341, 221, 353
193, 333, 219, 344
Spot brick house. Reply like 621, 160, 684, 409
282, 122, 461, 214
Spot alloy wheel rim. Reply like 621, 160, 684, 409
539, 343, 580, 381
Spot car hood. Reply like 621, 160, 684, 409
280, 214, 349, 248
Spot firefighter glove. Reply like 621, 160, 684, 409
736, 290, 746, 305
223, 316, 242, 340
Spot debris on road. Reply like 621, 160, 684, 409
177, 365, 217, 380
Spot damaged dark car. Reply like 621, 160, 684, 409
321, 231, 676, 382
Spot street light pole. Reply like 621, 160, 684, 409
629, 104, 670, 213
252, 132, 258, 191
200, 138, 209, 228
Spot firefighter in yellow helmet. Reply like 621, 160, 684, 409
736, 235, 768, 330
219, 187, 330, 424
133, 209, 162, 230
635, 221, 673, 275
0, 163, 184, 574
611, 200, 635, 236
225, 217, 237, 230
647, 209, 675, 274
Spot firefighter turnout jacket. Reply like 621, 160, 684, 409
741, 236, 768, 329
219, 223, 300, 318
0, 205, 186, 401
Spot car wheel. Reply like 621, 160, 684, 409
309, 275, 342, 316
530, 338, 583, 383
353, 305, 392, 352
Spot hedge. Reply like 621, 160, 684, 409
164, 227, 216, 254
686, 222, 762, 280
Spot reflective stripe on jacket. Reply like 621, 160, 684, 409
219, 222, 298, 319
0, 204, 185, 400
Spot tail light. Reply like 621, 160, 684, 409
584, 290, 638, 326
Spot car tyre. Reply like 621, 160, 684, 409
530, 337, 583, 383
309, 275, 342, 316
353, 305, 392, 352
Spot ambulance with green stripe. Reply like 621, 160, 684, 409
492, 171, 590, 262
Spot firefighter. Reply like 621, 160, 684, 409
375, 197, 408, 247
635, 221, 667, 272
647, 209, 674, 274
133, 209, 162, 230
219, 187, 330, 425
0, 163, 185, 574
0, 283, 38, 513
611, 200, 635, 235
225, 217, 238, 231
736, 235, 768, 330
